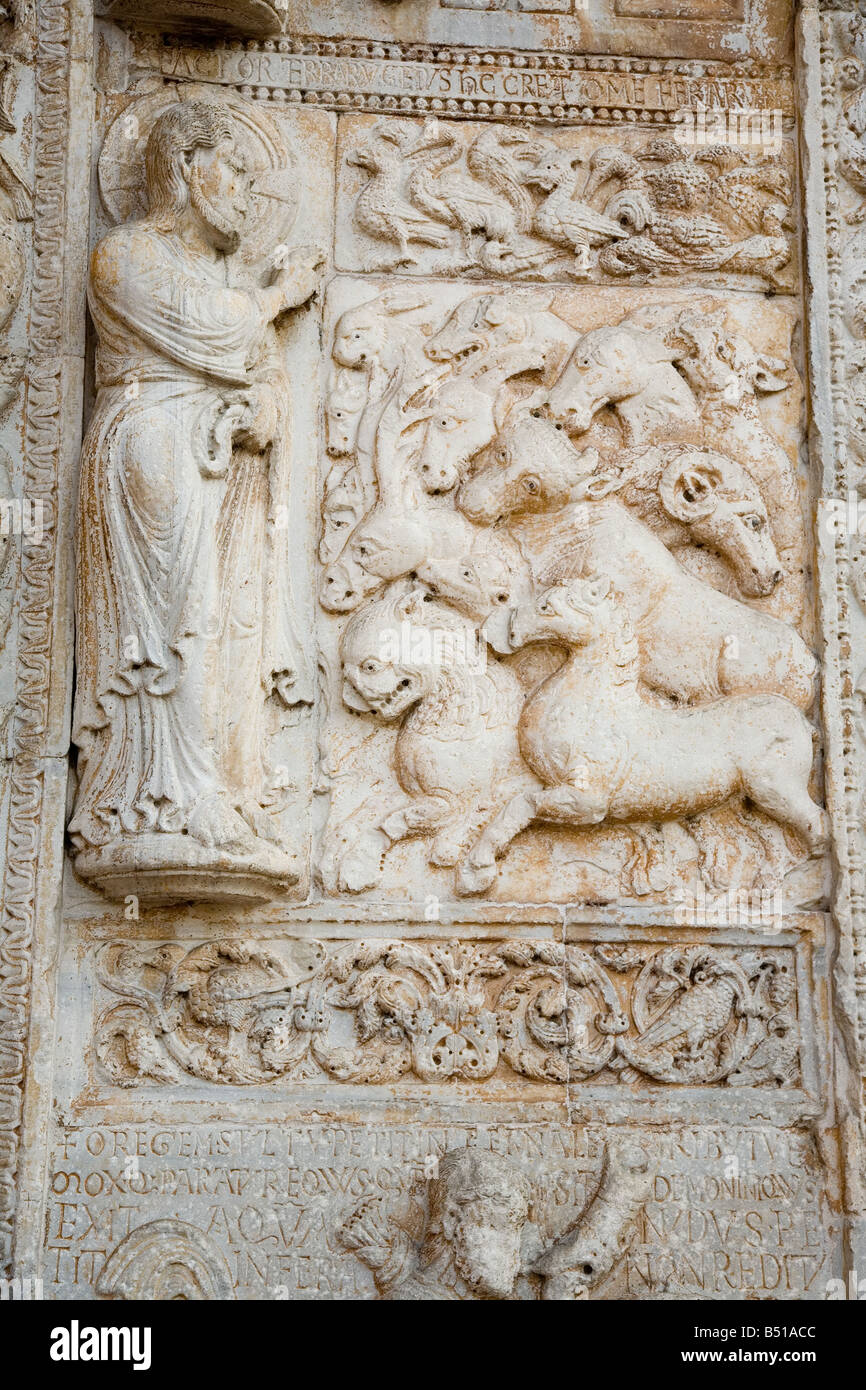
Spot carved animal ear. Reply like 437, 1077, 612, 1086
566, 445, 601, 479
751, 354, 789, 394
661, 314, 697, 356
577, 469, 622, 501
659, 457, 721, 522
483, 295, 508, 327
396, 581, 432, 622
403, 379, 440, 412
493, 385, 515, 432
380, 288, 430, 316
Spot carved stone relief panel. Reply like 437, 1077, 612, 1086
2, 0, 864, 1312
69, 90, 335, 906
336, 115, 798, 289
43, 1118, 837, 1300
89, 933, 810, 1093
316, 274, 823, 910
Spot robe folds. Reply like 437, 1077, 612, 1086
70, 221, 309, 850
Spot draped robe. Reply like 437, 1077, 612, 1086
70, 221, 309, 850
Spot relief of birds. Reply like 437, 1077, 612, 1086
348, 124, 452, 268
616, 954, 757, 1074
405, 121, 552, 274
521, 148, 627, 278
466, 126, 544, 235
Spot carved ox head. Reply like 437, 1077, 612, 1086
662, 308, 789, 404
458, 414, 599, 524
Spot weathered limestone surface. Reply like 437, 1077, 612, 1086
2, 0, 866, 1301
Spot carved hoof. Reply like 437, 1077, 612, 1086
456, 860, 498, 896
337, 849, 381, 894
429, 837, 461, 868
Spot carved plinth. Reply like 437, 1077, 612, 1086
96, 0, 286, 38
74, 835, 299, 906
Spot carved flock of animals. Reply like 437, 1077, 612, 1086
346, 119, 795, 288
319, 285, 824, 902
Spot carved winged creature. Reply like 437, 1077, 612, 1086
521, 147, 627, 276
583, 138, 791, 283
405, 122, 550, 273
615, 952, 763, 1072
348, 123, 453, 267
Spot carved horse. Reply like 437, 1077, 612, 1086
547, 320, 701, 444
458, 577, 828, 894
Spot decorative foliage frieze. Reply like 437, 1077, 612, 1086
95, 937, 801, 1091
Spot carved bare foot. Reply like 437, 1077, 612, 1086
456, 857, 498, 896
187, 795, 258, 856
237, 800, 282, 845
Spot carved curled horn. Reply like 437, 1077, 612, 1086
751, 353, 789, 394
658, 455, 721, 523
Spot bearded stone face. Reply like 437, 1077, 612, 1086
188, 137, 249, 254
446, 1197, 524, 1299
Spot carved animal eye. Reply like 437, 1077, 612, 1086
745, 515, 764, 531
683, 488, 696, 503
523, 477, 540, 494
576, 356, 592, 371
361, 660, 379, 673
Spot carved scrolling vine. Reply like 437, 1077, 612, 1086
95, 938, 800, 1090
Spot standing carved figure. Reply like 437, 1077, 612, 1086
71, 100, 322, 903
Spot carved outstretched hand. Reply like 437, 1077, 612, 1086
271, 245, 326, 313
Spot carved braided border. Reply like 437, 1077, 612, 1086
818, 10, 866, 1067
0, 0, 69, 1276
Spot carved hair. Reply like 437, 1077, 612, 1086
428, 1149, 531, 1232
144, 100, 236, 230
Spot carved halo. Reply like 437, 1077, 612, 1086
97, 83, 299, 280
